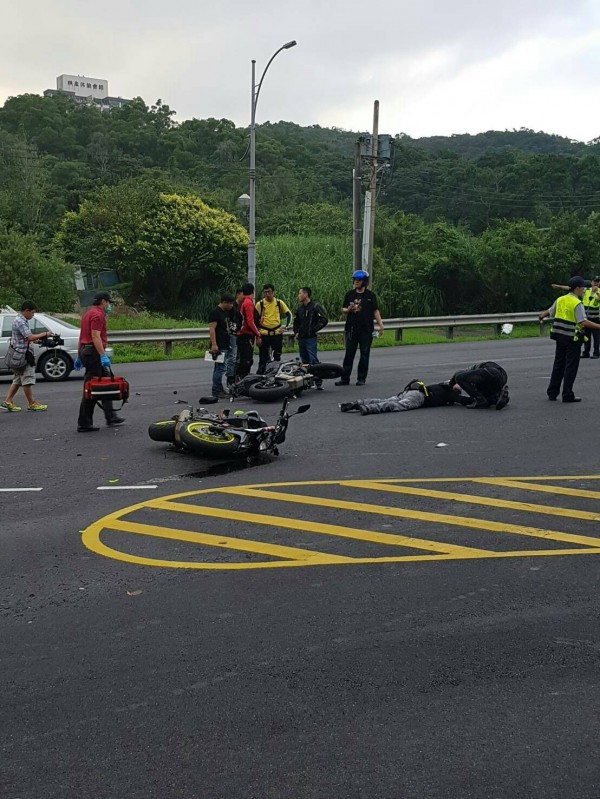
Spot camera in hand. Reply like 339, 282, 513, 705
39, 333, 64, 348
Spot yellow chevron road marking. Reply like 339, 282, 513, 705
81, 475, 600, 570
221, 487, 600, 549
345, 480, 600, 522
149, 498, 488, 557
473, 478, 600, 501
107, 518, 354, 563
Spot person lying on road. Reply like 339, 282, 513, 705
339, 380, 471, 415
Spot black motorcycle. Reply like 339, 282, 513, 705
230, 359, 343, 402
148, 396, 310, 458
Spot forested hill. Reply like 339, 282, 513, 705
403, 129, 595, 158
3, 92, 600, 244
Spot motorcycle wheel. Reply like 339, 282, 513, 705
148, 420, 177, 442
307, 362, 344, 379
248, 378, 291, 402
232, 374, 263, 397
178, 421, 242, 456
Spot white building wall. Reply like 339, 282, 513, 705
56, 74, 109, 99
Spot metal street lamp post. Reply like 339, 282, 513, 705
247, 40, 297, 286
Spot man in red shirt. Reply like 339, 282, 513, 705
235, 283, 262, 379
77, 291, 124, 432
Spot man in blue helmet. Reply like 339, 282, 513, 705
335, 270, 384, 387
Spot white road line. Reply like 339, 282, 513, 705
97, 485, 158, 491
0, 487, 43, 492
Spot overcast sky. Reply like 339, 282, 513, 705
2, 0, 600, 141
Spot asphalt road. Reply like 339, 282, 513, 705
2, 337, 600, 799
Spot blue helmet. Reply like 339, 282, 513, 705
352, 270, 369, 285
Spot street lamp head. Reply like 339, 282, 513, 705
238, 193, 251, 207
283, 40, 297, 49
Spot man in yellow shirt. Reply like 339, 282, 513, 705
255, 283, 292, 375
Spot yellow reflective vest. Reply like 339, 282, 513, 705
551, 293, 584, 341
583, 288, 600, 320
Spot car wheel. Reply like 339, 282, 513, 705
39, 352, 72, 381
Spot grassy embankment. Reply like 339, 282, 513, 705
61, 235, 545, 362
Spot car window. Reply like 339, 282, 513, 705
1, 316, 16, 337
41, 314, 80, 330
30, 318, 49, 334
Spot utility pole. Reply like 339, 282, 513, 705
352, 140, 362, 271
367, 100, 379, 285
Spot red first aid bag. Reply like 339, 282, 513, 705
84, 373, 130, 407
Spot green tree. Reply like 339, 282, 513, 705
132, 192, 247, 309
0, 224, 76, 310
474, 220, 546, 311
57, 185, 247, 313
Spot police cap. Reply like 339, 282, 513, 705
568, 276, 586, 289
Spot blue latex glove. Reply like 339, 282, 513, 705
100, 354, 111, 368
73, 356, 83, 371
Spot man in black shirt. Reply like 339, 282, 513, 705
335, 270, 384, 386
293, 287, 329, 388
208, 293, 235, 398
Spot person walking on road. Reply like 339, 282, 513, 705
255, 284, 292, 375
235, 283, 262, 380
1, 300, 49, 412
539, 276, 600, 403
293, 287, 329, 390
207, 293, 235, 398
77, 291, 124, 432
335, 270, 384, 387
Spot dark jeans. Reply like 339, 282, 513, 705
341, 328, 373, 383
582, 326, 600, 356
235, 334, 255, 380
257, 334, 283, 373
548, 336, 581, 400
298, 336, 322, 387
225, 333, 237, 382
211, 349, 229, 396
77, 345, 117, 427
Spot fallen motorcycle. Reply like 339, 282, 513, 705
148, 396, 310, 458
230, 359, 343, 402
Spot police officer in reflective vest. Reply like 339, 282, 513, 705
581, 277, 600, 359
539, 276, 600, 402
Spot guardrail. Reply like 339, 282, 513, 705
109, 312, 544, 356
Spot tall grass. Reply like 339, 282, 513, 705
256, 235, 351, 318
106, 312, 202, 330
